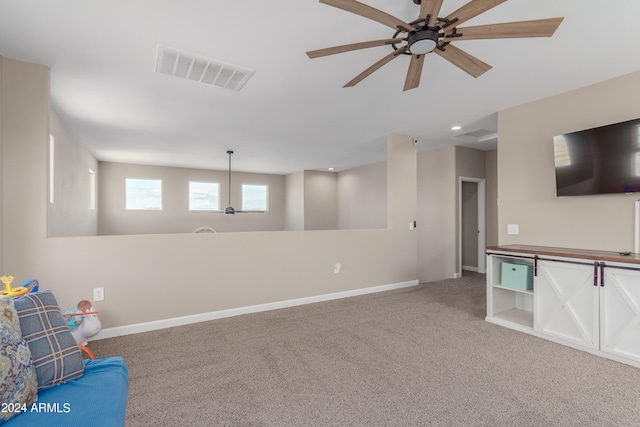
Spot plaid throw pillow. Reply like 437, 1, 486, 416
13, 291, 84, 390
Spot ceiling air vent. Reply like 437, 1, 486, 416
155, 45, 254, 91
457, 129, 495, 138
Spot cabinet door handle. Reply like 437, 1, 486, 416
593, 262, 598, 287
600, 262, 605, 287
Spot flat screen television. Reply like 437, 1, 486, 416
553, 118, 640, 196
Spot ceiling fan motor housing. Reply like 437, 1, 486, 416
407, 28, 440, 54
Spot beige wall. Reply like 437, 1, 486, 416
485, 150, 498, 247
0, 55, 4, 274
387, 134, 418, 277
498, 70, 640, 251
284, 170, 304, 231
98, 162, 285, 234
456, 146, 486, 178
417, 145, 456, 282
98, 162, 376, 234
304, 171, 338, 230
337, 161, 387, 230
48, 108, 99, 237
2, 58, 50, 283
1, 57, 418, 330
285, 165, 387, 231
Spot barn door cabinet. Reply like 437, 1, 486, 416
600, 263, 640, 363
486, 245, 640, 369
534, 259, 599, 350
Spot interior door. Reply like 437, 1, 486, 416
457, 177, 485, 275
535, 259, 599, 349
601, 266, 640, 363
461, 181, 478, 270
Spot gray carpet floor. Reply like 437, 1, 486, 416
91, 272, 640, 426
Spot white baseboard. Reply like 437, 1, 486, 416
91, 279, 419, 341
462, 265, 479, 272
453, 272, 462, 279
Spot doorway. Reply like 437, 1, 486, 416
458, 177, 486, 275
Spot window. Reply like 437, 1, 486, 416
189, 181, 219, 211
242, 184, 267, 211
126, 178, 162, 210
89, 169, 96, 210
49, 135, 55, 204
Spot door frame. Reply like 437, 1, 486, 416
458, 177, 486, 275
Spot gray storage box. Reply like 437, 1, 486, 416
501, 261, 533, 291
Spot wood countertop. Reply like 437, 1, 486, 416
486, 245, 640, 265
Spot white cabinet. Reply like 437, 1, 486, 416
534, 259, 599, 349
486, 248, 640, 368
601, 265, 640, 362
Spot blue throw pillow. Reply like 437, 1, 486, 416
0, 297, 38, 423
13, 291, 84, 390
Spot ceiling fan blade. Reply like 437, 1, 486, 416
343, 47, 406, 88
433, 44, 491, 78
420, 0, 444, 26
403, 54, 425, 91
443, 0, 508, 31
306, 38, 403, 59
446, 17, 564, 41
216, 209, 265, 214
320, 0, 415, 32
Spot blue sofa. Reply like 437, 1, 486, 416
1, 290, 129, 427
4, 357, 129, 427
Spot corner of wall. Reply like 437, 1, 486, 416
387, 133, 417, 231
0, 54, 4, 273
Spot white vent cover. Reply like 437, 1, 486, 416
155, 45, 254, 91
457, 129, 495, 138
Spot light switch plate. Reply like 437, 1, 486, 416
507, 224, 519, 235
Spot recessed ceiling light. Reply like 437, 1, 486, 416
451, 126, 462, 131
328, 167, 334, 171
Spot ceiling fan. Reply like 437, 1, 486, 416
306, 0, 564, 91
222, 150, 264, 215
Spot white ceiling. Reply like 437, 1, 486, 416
1, 0, 640, 174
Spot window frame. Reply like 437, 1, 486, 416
241, 183, 268, 212
189, 181, 220, 212
125, 178, 163, 210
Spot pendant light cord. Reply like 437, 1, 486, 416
227, 150, 233, 207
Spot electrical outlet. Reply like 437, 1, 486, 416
334, 263, 341, 274
93, 287, 105, 302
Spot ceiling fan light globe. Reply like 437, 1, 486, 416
407, 29, 439, 54
409, 39, 436, 54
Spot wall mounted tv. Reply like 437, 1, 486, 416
553, 117, 640, 196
